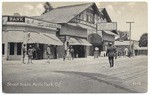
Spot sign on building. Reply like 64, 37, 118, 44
2, 16, 61, 29
97, 22, 117, 31
8, 16, 25, 22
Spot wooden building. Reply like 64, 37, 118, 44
35, 3, 117, 58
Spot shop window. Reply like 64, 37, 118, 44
2, 44, 5, 55
10, 43, 15, 55
17, 43, 22, 55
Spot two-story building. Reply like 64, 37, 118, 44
34, 3, 118, 58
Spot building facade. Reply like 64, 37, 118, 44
2, 16, 63, 60
37, 3, 118, 58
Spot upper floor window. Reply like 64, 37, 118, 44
86, 14, 94, 23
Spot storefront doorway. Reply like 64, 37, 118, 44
72, 45, 85, 58
27, 44, 44, 60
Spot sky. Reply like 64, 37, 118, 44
2, 2, 148, 40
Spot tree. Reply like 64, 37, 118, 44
42, 2, 53, 14
139, 33, 148, 47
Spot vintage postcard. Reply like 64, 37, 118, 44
2, 1, 148, 93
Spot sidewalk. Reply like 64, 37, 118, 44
2, 56, 108, 65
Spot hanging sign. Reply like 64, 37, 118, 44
97, 22, 117, 31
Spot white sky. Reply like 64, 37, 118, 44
2, 2, 148, 40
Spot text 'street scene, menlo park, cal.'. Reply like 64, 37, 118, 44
2, 2, 148, 93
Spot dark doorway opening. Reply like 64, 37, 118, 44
72, 45, 85, 58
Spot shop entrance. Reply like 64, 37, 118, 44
72, 45, 85, 58
27, 44, 44, 60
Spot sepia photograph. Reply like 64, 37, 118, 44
1, 1, 148, 93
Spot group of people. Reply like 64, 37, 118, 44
22, 44, 52, 64
22, 44, 33, 64
63, 46, 74, 60
22, 43, 127, 68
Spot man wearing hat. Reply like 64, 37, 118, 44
106, 43, 116, 67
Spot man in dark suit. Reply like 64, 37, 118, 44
106, 43, 116, 67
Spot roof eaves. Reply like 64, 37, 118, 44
66, 3, 94, 23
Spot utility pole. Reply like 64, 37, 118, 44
126, 22, 134, 57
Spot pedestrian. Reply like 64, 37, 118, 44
28, 45, 33, 64
66, 47, 71, 60
94, 47, 99, 59
124, 48, 128, 57
70, 46, 74, 60
22, 44, 27, 64
47, 45, 51, 63
106, 43, 116, 67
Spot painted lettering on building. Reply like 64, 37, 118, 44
8, 16, 25, 22
97, 22, 117, 31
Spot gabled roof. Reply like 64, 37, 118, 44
37, 3, 94, 23
99, 8, 112, 22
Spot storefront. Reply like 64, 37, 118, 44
2, 16, 63, 60
36, 3, 118, 57
57, 24, 92, 58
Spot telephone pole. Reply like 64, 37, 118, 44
126, 22, 134, 57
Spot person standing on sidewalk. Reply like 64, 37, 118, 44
94, 47, 99, 59
47, 45, 51, 63
28, 45, 33, 64
106, 43, 116, 67
22, 44, 27, 64
70, 46, 74, 60
66, 47, 71, 60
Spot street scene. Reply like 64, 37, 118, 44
2, 56, 147, 93
2, 2, 148, 93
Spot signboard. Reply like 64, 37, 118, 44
2, 16, 61, 29
97, 22, 117, 31
25, 17, 61, 29
8, 16, 25, 22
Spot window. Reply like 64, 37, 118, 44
86, 15, 94, 23
2, 44, 5, 55
10, 43, 15, 55
17, 43, 22, 55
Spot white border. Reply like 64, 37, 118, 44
0, 0, 149, 95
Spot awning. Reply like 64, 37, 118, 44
28, 33, 63, 45
78, 38, 92, 46
2, 31, 24, 43
88, 33, 103, 45
69, 37, 92, 46
103, 31, 117, 36
69, 37, 81, 45
27, 33, 46, 44
43, 33, 63, 45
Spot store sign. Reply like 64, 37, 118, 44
25, 17, 61, 29
97, 22, 117, 31
8, 16, 25, 22
3, 16, 61, 29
